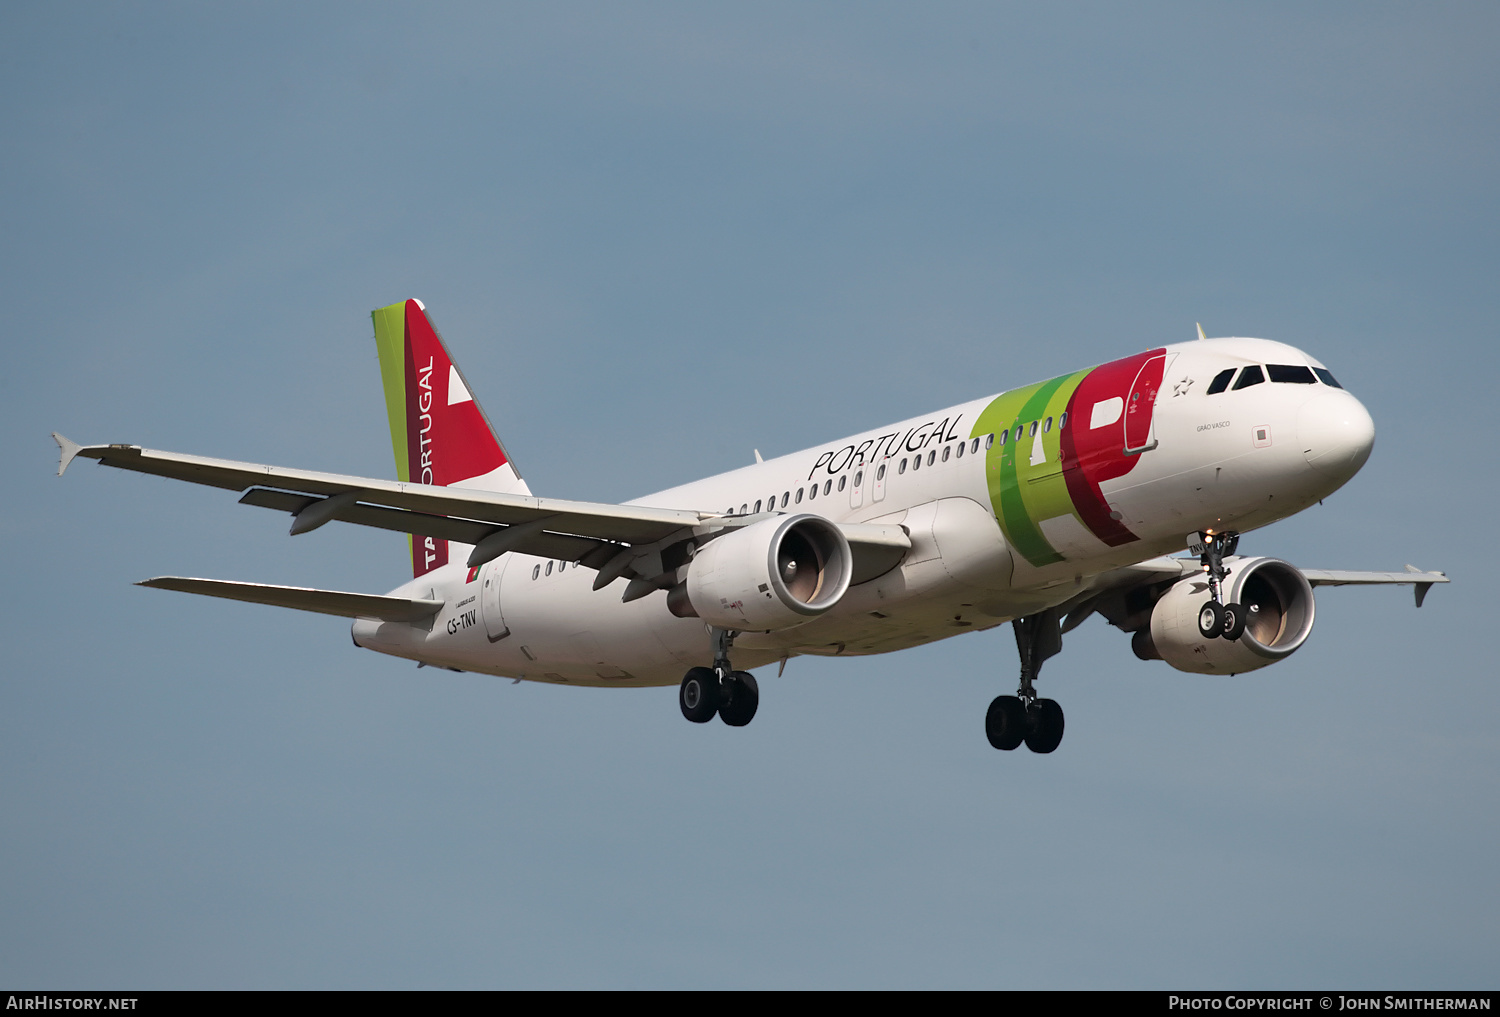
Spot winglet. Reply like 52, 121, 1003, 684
1405, 564, 1446, 608
1196, 323, 1208, 341
52, 433, 83, 476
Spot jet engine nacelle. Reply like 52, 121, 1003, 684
1145, 557, 1316, 674
685, 514, 853, 631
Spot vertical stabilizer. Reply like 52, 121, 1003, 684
371, 299, 529, 577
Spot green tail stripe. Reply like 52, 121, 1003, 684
371, 301, 410, 484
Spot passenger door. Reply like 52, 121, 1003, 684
481, 557, 511, 642
1124, 353, 1170, 454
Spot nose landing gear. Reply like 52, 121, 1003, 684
1195, 531, 1246, 641
678, 627, 760, 728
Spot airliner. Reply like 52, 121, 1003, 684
53, 299, 1447, 753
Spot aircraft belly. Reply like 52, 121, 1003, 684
493, 560, 697, 684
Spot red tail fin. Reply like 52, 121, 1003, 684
372, 299, 529, 577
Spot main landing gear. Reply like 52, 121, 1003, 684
986, 609, 1066, 754
679, 627, 760, 728
1195, 531, 1246, 641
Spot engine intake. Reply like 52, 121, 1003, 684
1145, 557, 1316, 674
685, 514, 853, 631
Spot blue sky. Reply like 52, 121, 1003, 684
3, 2, 1496, 988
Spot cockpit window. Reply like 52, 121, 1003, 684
1232, 365, 1265, 390
1268, 364, 1317, 384
1314, 368, 1343, 389
1206, 368, 1236, 394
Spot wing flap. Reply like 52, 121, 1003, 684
237, 487, 616, 563
137, 577, 445, 622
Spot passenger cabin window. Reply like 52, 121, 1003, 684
912, 455, 921, 471
823, 479, 832, 495
926, 450, 936, 466
795, 488, 804, 504
838, 476, 846, 492
971, 438, 981, 453
781, 492, 789, 508
1058, 412, 1068, 429
899, 458, 908, 474
955, 442, 964, 458
1233, 365, 1265, 390
1314, 368, 1343, 389
942, 446, 951, 462
1268, 364, 1317, 384
1043, 416, 1053, 433
808, 484, 817, 500
1206, 368, 1236, 394
854, 470, 863, 486
984, 433, 994, 449
754, 499, 762, 513
877, 464, 886, 480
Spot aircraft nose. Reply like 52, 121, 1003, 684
1298, 389, 1375, 481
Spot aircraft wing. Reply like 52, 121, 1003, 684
55, 436, 910, 592
57, 436, 707, 540
1065, 556, 1448, 636
1106, 558, 1449, 606
1299, 566, 1450, 607
137, 577, 445, 622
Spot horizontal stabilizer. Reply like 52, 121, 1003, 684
137, 577, 444, 622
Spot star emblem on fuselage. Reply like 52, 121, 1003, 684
1172, 376, 1193, 397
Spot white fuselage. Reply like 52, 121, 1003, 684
352, 337, 1375, 686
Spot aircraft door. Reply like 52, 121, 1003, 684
850, 464, 865, 509
1124, 354, 1169, 454
480, 557, 512, 642
871, 458, 889, 503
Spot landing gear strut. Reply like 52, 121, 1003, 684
1196, 531, 1245, 641
678, 627, 760, 728
986, 609, 1066, 754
